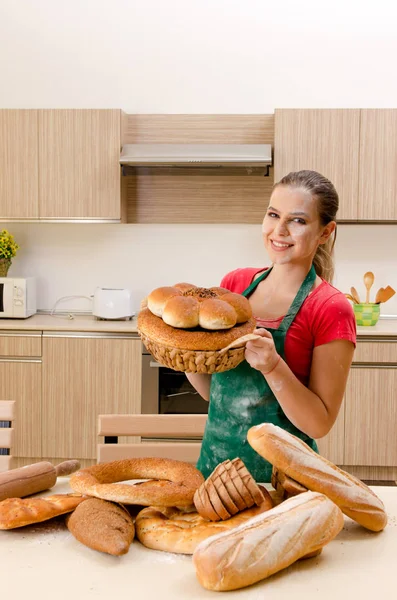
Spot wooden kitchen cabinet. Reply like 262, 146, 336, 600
274, 109, 361, 220
42, 333, 142, 461
344, 366, 397, 467
358, 109, 397, 220
0, 332, 42, 459
38, 110, 121, 220
0, 110, 39, 219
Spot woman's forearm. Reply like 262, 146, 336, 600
186, 372, 212, 401
263, 359, 331, 439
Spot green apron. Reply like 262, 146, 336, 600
197, 265, 319, 482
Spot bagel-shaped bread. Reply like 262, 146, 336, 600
217, 292, 253, 324
135, 493, 272, 555
69, 457, 204, 508
162, 296, 200, 328
138, 308, 256, 350
198, 298, 237, 330
145, 284, 252, 330
147, 286, 182, 317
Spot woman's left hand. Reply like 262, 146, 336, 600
245, 328, 280, 375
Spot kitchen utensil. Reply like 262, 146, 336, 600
363, 271, 375, 303
345, 293, 357, 303
0, 459, 80, 502
92, 287, 135, 320
375, 285, 396, 304
350, 287, 361, 304
353, 303, 380, 327
218, 333, 262, 355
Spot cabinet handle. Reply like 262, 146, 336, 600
149, 361, 162, 368
0, 358, 42, 364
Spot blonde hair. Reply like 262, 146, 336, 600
273, 170, 338, 283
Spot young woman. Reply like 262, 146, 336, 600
187, 170, 356, 482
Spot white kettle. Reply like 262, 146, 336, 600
92, 288, 135, 320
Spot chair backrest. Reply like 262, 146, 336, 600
97, 414, 207, 464
0, 401, 16, 472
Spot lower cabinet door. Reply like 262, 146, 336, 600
344, 366, 397, 466
42, 335, 142, 460
0, 359, 42, 458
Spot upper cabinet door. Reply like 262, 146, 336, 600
274, 109, 360, 220
0, 110, 39, 219
38, 109, 121, 220
358, 110, 397, 220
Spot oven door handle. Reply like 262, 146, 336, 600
149, 361, 163, 368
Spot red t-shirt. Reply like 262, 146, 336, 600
220, 267, 357, 386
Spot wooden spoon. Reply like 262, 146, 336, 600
345, 293, 357, 303
350, 287, 361, 304
218, 333, 262, 354
375, 286, 396, 304
363, 271, 375, 304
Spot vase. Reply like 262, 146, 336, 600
0, 258, 11, 277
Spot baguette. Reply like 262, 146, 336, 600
248, 423, 387, 532
193, 491, 344, 591
66, 498, 135, 556
0, 494, 85, 529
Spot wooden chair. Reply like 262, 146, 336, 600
97, 414, 207, 464
0, 401, 16, 472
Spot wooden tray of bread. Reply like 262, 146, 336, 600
137, 282, 257, 373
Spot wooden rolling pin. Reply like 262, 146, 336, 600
0, 460, 81, 502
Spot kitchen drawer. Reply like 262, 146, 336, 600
354, 341, 397, 364
0, 332, 42, 357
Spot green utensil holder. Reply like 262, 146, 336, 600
353, 303, 380, 326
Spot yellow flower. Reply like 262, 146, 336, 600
0, 229, 19, 260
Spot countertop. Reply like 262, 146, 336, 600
0, 313, 397, 337
0, 479, 395, 599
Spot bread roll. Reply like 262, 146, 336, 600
193, 491, 344, 591
198, 299, 237, 330
66, 498, 135, 556
147, 286, 182, 317
162, 296, 200, 328
248, 423, 387, 532
217, 292, 253, 323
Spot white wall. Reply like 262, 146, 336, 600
1, 0, 397, 314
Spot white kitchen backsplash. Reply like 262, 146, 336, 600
6, 223, 397, 317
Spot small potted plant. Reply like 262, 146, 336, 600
0, 229, 19, 277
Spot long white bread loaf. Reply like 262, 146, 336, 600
247, 423, 387, 532
193, 491, 344, 591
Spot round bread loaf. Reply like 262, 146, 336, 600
138, 308, 256, 351
146, 284, 252, 330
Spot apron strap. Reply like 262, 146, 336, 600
242, 264, 317, 332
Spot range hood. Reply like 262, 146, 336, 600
120, 143, 272, 175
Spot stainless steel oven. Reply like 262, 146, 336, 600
141, 348, 209, 415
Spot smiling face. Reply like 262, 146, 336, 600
262, 185, 335, 267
